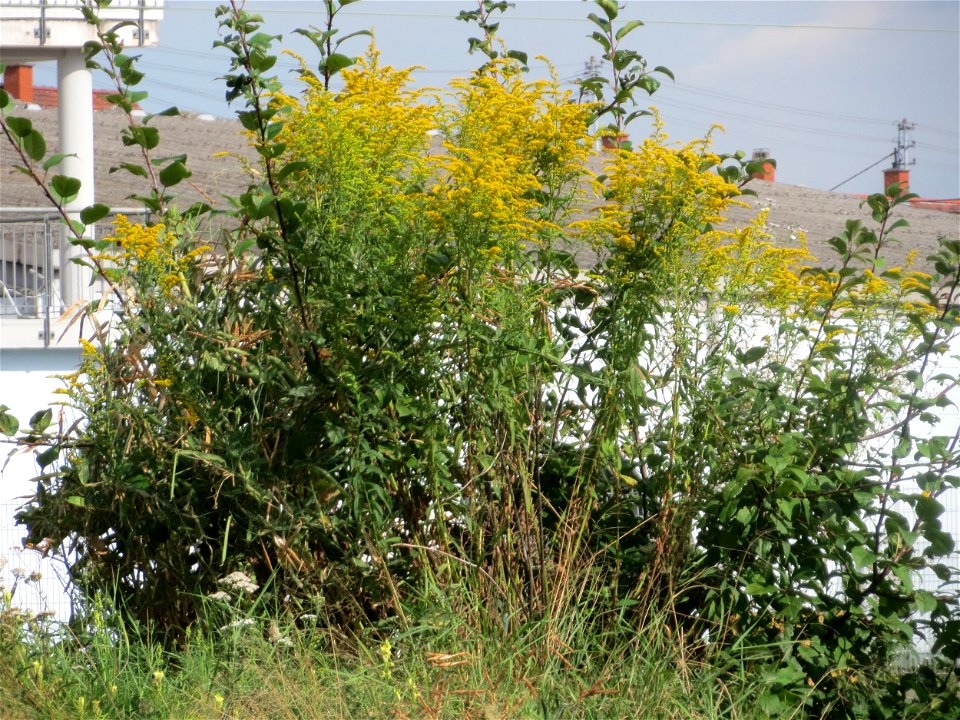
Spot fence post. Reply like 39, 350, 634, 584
43, 214, 52, 346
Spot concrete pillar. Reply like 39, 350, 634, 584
57, 49, 94, 309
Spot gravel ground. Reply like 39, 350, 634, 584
3, 106, 957, 272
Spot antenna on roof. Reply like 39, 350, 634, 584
890, 118, 916, 170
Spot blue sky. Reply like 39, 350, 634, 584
27, 1, 960, 198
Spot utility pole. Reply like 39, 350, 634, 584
891, 118, 916, 170
583, 55, 602, 78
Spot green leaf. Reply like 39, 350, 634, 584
42, 152, 71, 171
914, 590, 938, 614
615, 20, 644, 41
36, 445, 60, 469
850, 545, 878, 569
737, 345, 767, 365
745, 581, 776, 595
0, 408, 19, 436
121, 125, 160, 150
916, 494, 944, 524
6, 116, 32, 138
50, 175, 82, 204
0, 88, 13, 112
29, 409, 52, 433
158, 160, 192, 187
80, 203, 111, 225
322, 52, 355, 75
108, 161, 147, 178
143, 106, 180, 124
276, 161, 309, 183
23, 130, 46, 162
67, 496, 86, 507
923, 529, 954, 557
653, 65, 675, 80
595, 0, 619, 21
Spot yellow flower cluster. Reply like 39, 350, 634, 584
431, 59, 595, 252
103, 215, 209, 297
106, 214, 168, 267
574, 116, 744, 289
273, 47, 438, 225
275, 50, 595, 266
706, 210, 817, 312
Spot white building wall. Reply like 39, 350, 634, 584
0, 333, 958, 627
1, 346, 81, 620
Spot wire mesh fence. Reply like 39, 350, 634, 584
0, 499, 75, 621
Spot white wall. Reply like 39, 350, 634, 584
0, 337, 957, 626
1, 346, 81, 620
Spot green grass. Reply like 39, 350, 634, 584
1, 592, 776, 720
4, 572, 954, 719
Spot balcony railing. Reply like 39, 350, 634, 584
0, 208, 151, 323
0, 1, 163, 49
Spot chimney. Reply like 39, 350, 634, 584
750, 148, 775, 182
601, 132, 630, 150
2, 65, 34, 103
883, 167, 910, 195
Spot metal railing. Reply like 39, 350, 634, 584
0, 208, 151, 333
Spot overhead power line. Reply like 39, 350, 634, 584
830, 153, 896, 192
167, 4, 958, 34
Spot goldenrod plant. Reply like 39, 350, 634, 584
0, 1, 958, 717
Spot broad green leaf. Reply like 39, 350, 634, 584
143, 106, 180, 124
322, 52, 355, 75
158, 160, 192, 187
23, 130, 46, 161
276, 161, 309, 183
29, 409, 52, 433
615, 20, 644, 41
121, 125, 160, 150
737, 345, 767, 365
0, 408, 18, 436
43, 152, 71, 171
653, 65, 675, 80
922, 526, 954, 557
6, 116, 32, 138
50, 175, 82, 204
914, 590, 938, 614
36, 445, 60, 469
596, 0, 619, 21
850, 546, 877, 569
80, 203, 111, 225
110, 161, 148, 178
67, 495, 86, 507
916, 494, 944, 524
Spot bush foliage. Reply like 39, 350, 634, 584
2, 1, 958, 716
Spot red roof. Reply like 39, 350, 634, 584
26, 86, 133, 112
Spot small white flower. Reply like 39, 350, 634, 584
218, 571, 259, 594
207, 591, 231, 602
220, 618, 256, 631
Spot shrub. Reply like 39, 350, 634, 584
1, 1, 957, 715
